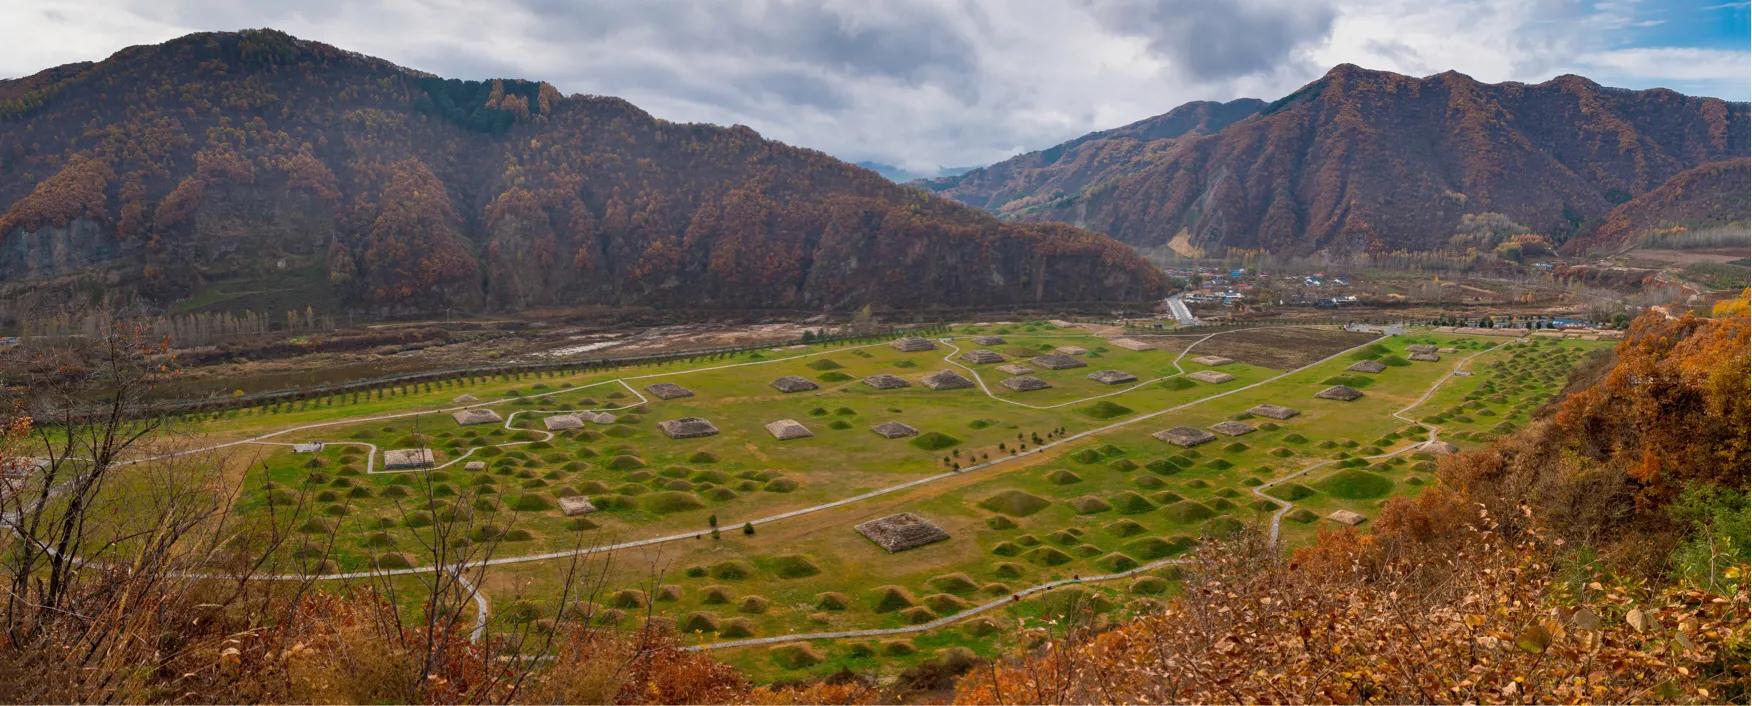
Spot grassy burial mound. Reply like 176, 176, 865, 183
978, 490, 1052, 517
1315, 469, 1394, 499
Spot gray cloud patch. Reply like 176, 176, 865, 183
1084, 0, 1337, 80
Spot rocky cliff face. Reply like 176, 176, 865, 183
928, 66, 1748, 255
0, 30, 1164, 322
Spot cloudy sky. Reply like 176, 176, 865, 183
3, 0, 1747, 175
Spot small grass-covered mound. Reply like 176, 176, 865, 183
992, 562, 1025, 578
991, 542, 1021, 556
611, 589, 648, 609
642, 491, 705, 514
1108, 458, 1138, 472
1207, 498, 1237, 511
1283, 433, 1309, 444
1145, 459, 1182, 475
768, 554, 822, 579
1039, 586, 1113, 615
1314, 469, 1394, 499
720, 618, 755, 638
911, 432, 961, 451
1096, 552, 1140, 572
815, 592, 850, 610
680, 611, 719, 633
928, 573, 980, 594
1077, 400, 1135, 419
710, 560, 755, 580
1108, 491, 1155, 514
762, 477, 800, 493
1106, 519, 1148, 537
1161, 500, 1217, 524
1069, 448, 1105, 464
770, 642, 825, 669
1046, 469, 1083, 485
979, 489, 1052, 516
1070, 496, 1112, 514
964, 618, 1000, 637
1380, 354, 1411, 366
924, 593, 971, 614
1026, 546, 1075, 566
985, 515, 1018, 530
806, 359, 843, 371
1161, 377, 1196, 390
1268, 483, 1317, 501
738, 596, 770, 614
1202, 517, 1245, 537
882, 640, 916, 656
817, 371, 853, 382
373, 553, 414, 569
1133, 475, 1166, 489
1124, 536, 1192, 560
1285, 508, 1320, 524
688, 451, 718, 463
900, 606, 937, 624
1130, 576, 1169, 594
607, 455, 646, 470
871, 585, 917, 613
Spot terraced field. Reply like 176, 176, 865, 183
123, 322, 1609, 683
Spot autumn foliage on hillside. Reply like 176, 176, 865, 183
0, 29, 1164, 315
936, 65, 1748, 255
955, 303, 1751, 704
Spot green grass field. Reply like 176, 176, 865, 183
111, 322, 1608, 683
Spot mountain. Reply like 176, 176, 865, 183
0, 30, 1164, 323
1563, 158, 1750, 253
854, 161, 975, 183
915, 98, 1264, 214
926, 65, 1748, 256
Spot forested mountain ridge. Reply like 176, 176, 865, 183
0, 29, 1165, 322
914, 98, 1264, 215
927, 65, 1748, 256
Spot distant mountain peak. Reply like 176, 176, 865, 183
928, 65, 1748, 256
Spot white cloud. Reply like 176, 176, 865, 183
0, 0, 1743, 173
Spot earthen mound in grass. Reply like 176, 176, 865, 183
642, 491, 705, 514
993, 562, 1025, 578
769, 554, 822, 579
871, 585, 918, 613
978, 489, 1052, 516
1106, 519, 1149, 537
1130, 576, 1170, 594
680, 612, 719, 633
1077, 400, 1135, 419
1026, 546, 1074, 566
1315, 469, 1394, 499
1202, 517, 1245, 537
798, 595, 843, 616
374, 553, 414, 569
1096, 552, 1140, 572
910, 431, 961, 451
611, 589, 648, 609
1124, 536, 1192, 560
607, 455, 646, 470
1070, 496, 1112, 514
720, 618, 755, 638
964, 618, 1000, 637
1041, 586, 1114, 615
1108, 491, 1156, 514
985, 515, 1018, 530
738, 595, 770, 614
700, 586, 733, 604
1046, 469, 1083, 485
1162, 500, 1217, 524
710, 560, 755, 580
882, 640, 917, 656
770, 642, 825, 669
900, 606, 937, 624
924, 593, 971, 614
928, 573, 980, 594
